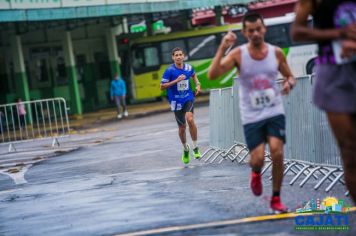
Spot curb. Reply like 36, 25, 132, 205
70, 99, 209, 131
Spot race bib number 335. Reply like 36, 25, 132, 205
249, 88, 276, 109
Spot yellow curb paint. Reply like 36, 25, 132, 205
116, 207, 356, 236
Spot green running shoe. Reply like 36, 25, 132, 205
193, 147, 202, 159
182, 144, 190, 164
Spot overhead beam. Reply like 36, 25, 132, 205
0, 0, 254, 22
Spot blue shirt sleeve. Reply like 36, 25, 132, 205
161, 68, 171, 84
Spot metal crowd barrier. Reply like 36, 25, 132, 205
0, 98, 70, 152
202, 75, 347, 195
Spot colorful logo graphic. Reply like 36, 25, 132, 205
294, 197, 351, 231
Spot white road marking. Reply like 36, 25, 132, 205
0, 164, 32, 184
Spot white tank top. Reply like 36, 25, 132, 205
238, 43, 284, 125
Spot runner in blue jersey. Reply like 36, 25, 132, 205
160, 47, 202, 165
208, 12, 296, 214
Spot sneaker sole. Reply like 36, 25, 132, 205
182, 156, 190, 164
270, 208, 290, 214
251, 186, 262, 196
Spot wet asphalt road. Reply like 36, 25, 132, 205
0, 105, 355, 236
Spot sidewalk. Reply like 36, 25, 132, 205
69, 94, 210, 131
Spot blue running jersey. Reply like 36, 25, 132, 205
161, 63, 195, 111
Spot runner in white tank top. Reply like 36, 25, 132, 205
208, 12, 296, 214
239, 43, 284, 125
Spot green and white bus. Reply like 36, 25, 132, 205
129, 14, 317, 101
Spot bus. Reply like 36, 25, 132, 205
128, 14, 317, 102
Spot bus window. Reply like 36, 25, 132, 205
265, 24, 290, 48
219, 31, 246, 48
161, 39, 187, 64
234, 30, 248, 45
132, 45, 160, 74
188, 35, 217, 60
144, 47, 159, 67
133, 49, 145, 69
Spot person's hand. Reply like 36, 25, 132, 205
176, 74, 186, 82
281, 78, 295, 95
341, 39, 356, 58
195, 84, 201, 96
222, 30, 237, 50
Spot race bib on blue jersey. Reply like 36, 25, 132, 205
177, 80, 189, 91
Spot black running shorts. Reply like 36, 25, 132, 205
174, 100, 194, 126
243, 114, 286, 151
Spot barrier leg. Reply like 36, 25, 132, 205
316, 168, 345, 185
201, 147, 215, 159
289, 165, 310, 185
52, 137, 60, 147
237, 152, 249, 164
226, 153, 238, 162
291, 163, 319, 180
261, 162, 273, 175
8, 143, 16, 153
210, 150, 224, 164
205, 149, 220, 163
325, 172, 344, 192
283, 161, 297, 175
314, 168, 338, 190
299, 166, 322, 187
231, 146, 247, 163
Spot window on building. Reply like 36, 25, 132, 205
76, 54, 86, 82
29, 47, 51, 87
94, 52, 111, 80
52, 46, 67, 85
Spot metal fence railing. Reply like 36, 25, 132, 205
201, 75, 347, 195
0, 98, 70, 152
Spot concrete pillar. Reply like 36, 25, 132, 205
63, 31, 82, 115
11, 34, 32, 123
215, 6, 223, 26
11, 35, 30, 103
106, 27, 121, 79
181, 10, 192, 30
82, 49, 98, 111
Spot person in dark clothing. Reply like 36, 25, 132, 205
291, 0, 356, 204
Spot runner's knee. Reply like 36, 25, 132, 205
270, 147, 283, 160
186, 116, 194, 126
250, 151, 265, 167
178, 125, 186, 133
